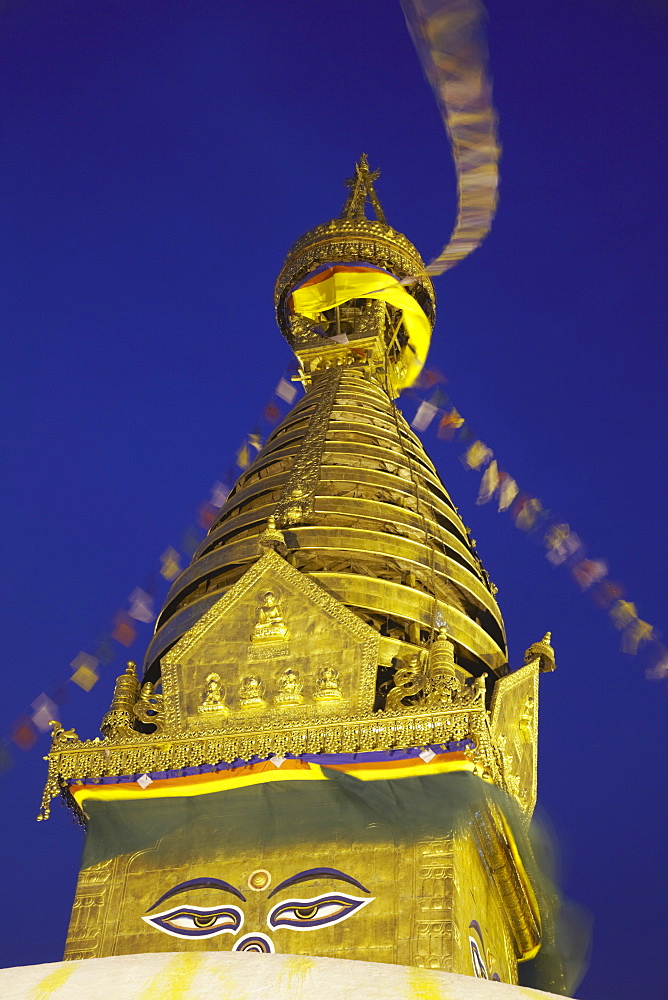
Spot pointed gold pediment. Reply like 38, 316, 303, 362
161, 548, 380, 731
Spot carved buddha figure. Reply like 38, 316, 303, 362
238, 675, 267, 710
312, 665, 343, 702
251, 591, 288, 644
274, 668, 304, 706
197, 672, 229, 715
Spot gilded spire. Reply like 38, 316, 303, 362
341, 153, 387, 223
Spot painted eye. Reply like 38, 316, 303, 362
142, 904, 244, 939
267, 893, 373, 931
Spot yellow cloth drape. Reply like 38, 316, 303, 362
290, 270, 432, 389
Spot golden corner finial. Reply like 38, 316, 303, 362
259, 515, 287, 553
524, 633, 556, 673
341, 153, 387, 224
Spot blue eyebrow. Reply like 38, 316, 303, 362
268, 867, 370, 899
147, 877, 246, 911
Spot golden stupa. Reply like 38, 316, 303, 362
38, 157, 562, 993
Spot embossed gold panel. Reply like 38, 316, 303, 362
490, 659, 539, 816
161, 549, 380, 730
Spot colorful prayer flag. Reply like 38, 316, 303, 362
128, 587, 155, 624
12, 717, 36, 751
463, 440, 493, 470
209, 481, 229, 508
236, 443, 250, 469
111, 613, 137, 648
572, 558, 608, 591
476, 459, 499, 505
30, 694, 58, 733
160, 546, 181, 581
275, 378, 297, 404
70, 652, 100, 691
497, 473, 519, 512
412, 400, 439, 432
437, 407, 465, 440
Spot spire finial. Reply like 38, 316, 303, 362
341, 153, 386, 223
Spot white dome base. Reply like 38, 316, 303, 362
0, 951, 570, 999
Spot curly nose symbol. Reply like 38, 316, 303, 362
234, 932, 274, 953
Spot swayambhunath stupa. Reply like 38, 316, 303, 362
1, 2, 666, 1000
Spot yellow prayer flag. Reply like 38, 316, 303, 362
160, 546, 181, 581
71, 664, 99, 691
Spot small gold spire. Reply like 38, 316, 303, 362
342, 153, 386, 223
259, 515, 286, 552
101, 661, 139, 736
524, 633, 556, 673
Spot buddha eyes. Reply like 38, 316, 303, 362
142, 904, 244, 939
267, 893, 373, 930
142, 890, 373, 940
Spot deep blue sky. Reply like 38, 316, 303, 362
1, 1, 666, 996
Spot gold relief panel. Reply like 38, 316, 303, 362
161, 549, 380, 731
489, 658, 540, 817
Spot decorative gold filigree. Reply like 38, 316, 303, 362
274, 367, 342, 527
385, 654, 427, 710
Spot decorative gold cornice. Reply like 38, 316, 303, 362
40, 700, 498, 821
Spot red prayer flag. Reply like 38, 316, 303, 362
12, 717, 37, 751
112, 613, 137, 648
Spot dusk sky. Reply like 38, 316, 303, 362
1, 2, 666, 997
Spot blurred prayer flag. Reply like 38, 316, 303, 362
30, 694, 58, 733
476, 459, 499, 505
412, 400, 439, 431
497, 473, 519, 512
160, 546, 181, 581
513, 496, 544, 532
545, 524, 583, 566
437, 407, 465, 440
572, 558, 608, 590
236, 443, 250, 469
621, 617, 653, 655
92, 636, 115, 665
71, 665, 99, 691
592, 580, 624, 609
264, 402, 281, 423
12, 717, 36, 751
646, 651, 668, 680
111, 612, 137, 647
181, 526, 201, 557
128, 587, 155, 624
209, 481, 229, 508
197, 502, 217, 530
610, 600, 638, 630
417, 367, 446, 388
275, 378, 297, 404
463, 440, 493, 470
